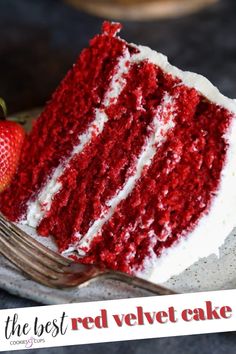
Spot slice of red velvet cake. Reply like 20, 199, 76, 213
1, 22, 236, 283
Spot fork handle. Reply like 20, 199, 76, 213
102, 270, 176, 295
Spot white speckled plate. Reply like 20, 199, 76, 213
1, 110, 235, 304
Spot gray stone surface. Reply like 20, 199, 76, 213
1, 0, 236, 352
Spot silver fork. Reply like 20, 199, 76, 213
0, 214, 175, 296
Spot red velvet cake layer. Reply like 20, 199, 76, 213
0, 24, 128, 220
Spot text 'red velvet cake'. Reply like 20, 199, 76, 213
1, 22, 236, 283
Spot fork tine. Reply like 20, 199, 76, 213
0, 231, 61, 280
0, 236, 56, 287
0, 214, 71, 266
3, 231, 68, 274
13, 230, 71, 266
0, 218, 71, 272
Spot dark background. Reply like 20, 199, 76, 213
1, 0, 236, 352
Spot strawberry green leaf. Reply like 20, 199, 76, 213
0, 98, 7, 118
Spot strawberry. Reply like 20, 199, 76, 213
0, 99, 25, 192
